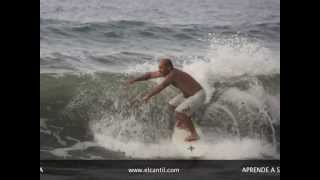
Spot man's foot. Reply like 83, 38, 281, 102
185, 134, 200, 142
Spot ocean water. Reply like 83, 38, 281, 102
40, 0, 280, 160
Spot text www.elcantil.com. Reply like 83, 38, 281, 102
128, 167, 180, 174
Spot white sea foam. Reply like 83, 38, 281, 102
126, 35, 279, 101
92, 129, 278, 159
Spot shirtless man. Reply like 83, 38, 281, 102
127, 58, 205, 141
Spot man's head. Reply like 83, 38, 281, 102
159, 58, 173, 75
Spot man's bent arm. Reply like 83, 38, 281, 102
145, 73, 173, 99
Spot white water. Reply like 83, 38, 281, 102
127, 35, 279, 102
89, 86, 279, 159
92, 130, 278, 159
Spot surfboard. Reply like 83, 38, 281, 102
171, 121, 205, 159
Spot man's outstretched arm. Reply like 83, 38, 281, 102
128, 71, 162, 84
143, 73, 174, 102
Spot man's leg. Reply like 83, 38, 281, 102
169, 105, 184, 129
175, 90, 205, 141
168, 94, 185, 129
175, 112, 199, 141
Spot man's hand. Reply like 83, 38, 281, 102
142, 95, 151, 103
127, 79, 136, 85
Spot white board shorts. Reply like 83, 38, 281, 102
169, 89, 206, 116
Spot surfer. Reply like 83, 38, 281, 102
127, 58, 205, 141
